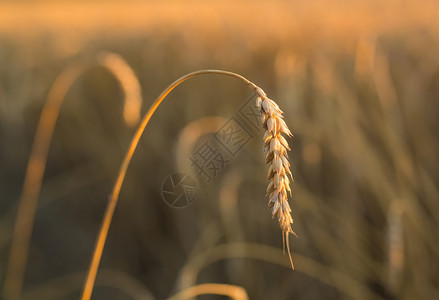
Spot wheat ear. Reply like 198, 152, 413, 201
255, 87, 296, 269
81, 70, 296, 300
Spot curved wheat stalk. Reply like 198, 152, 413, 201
22, 269, 155, 300
167, 283, 248, 300
80, 70, 295, 300
3, 53, 142, 300
177, 242, 386, 300
97, 52, 142, 126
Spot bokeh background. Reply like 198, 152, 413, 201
0, 0, 438, 299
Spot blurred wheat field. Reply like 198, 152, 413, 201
0, 0, 438, 299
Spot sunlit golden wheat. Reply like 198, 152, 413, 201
168, 283, 249, 300
3, 52, 142, 300
256, 88, 296, 269
80, 69, 296, 300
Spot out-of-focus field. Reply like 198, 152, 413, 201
0, 0, 438, 299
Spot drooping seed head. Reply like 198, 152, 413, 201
255, 90, 296, 269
